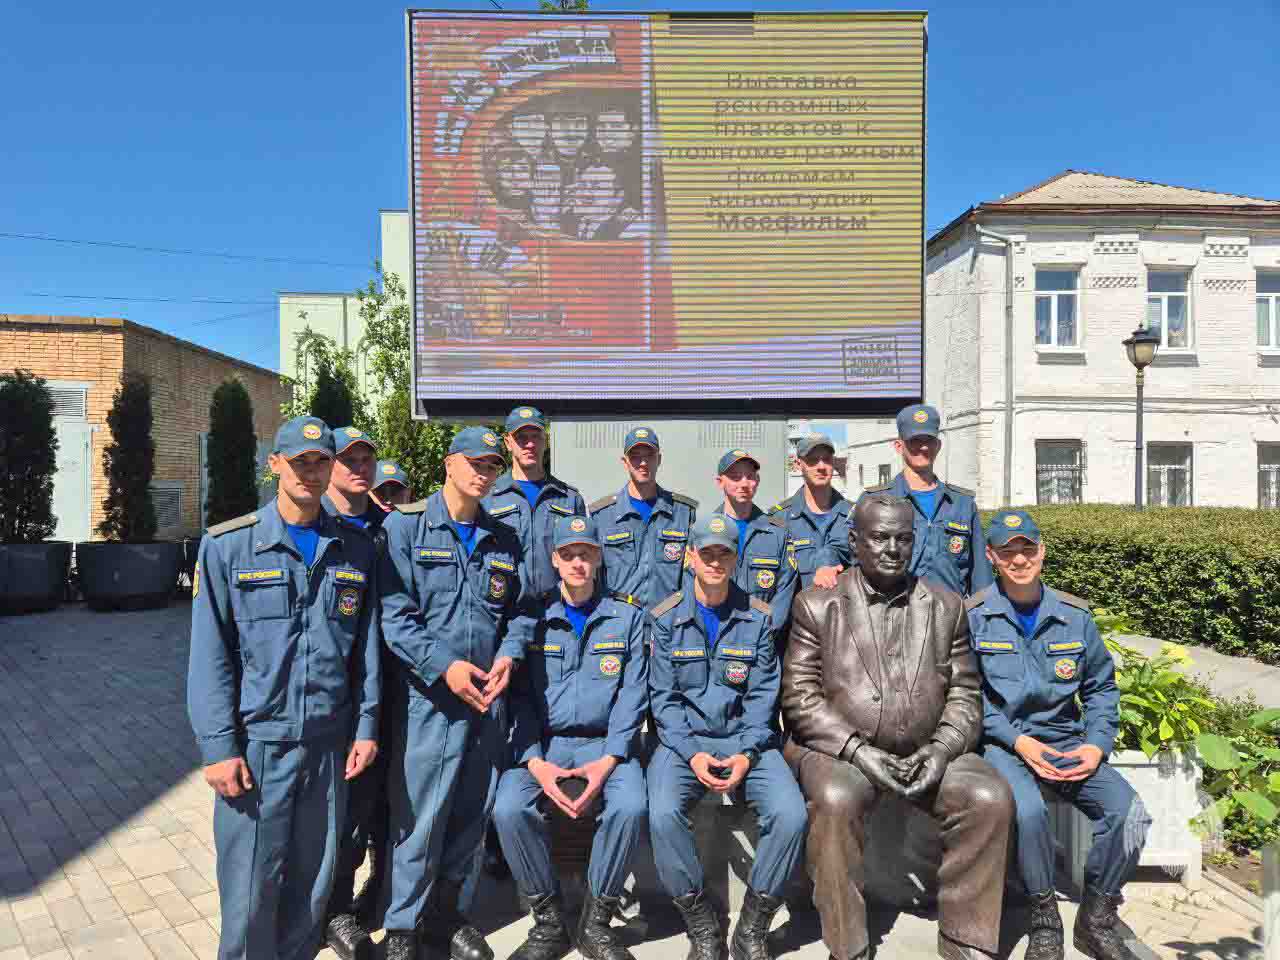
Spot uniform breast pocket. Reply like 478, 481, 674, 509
714, 648, 755, 693
657, 531, 687, 565
328, 568, 368, 630
231, 568, 290, 620
746, 556, 780, 593
788, 539, 817, 576
530, 643, 566, 684
603, 529, 637, 566
940, 523, 971, 562
483, 557, 516, 607
589, 651, 625, 683
974, 644, 1021, 682
414, 546, 458, 593
1048, 648, 1084, 686
670, 650, 708, 691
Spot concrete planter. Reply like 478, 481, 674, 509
0, 542, 71, 613
1265, 842, 1278, 960
75, 541, 183, 611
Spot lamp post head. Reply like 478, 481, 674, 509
1123, 327, 1160, 371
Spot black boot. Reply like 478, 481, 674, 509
1073, 888, 1142, 960
730, 887, 784, 960
324, 913, 374, 960
673, 891, 727, 960
511, 893, 573, 960
576, 891, 635, 960
384, 931, 419, 960
420, 882, 494, 960
1024, 891, 1063, 960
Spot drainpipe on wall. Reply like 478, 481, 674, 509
975, 223, 1016, 507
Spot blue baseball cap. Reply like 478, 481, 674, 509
717, 449, 760, 474
449, 426, 504, 460
273, 416, 334, 460
623, 426, 659, 453
690, 513, 739, 552
897, 404, 941, 440
505, 405, 547, 434
373, 460, 408, 489
986, 509, 1042, 547
334, 425, 376, 455
796, 433, 835, 458
553, 514, 600, 550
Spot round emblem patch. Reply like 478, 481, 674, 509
482, 432, 498, 447
302, 423, 323, 440
732, 449, 746, 458
488, 574, 507, 600
338, 588, 360, 617
709, 516, 727, 534
1054, 657, 1077, 680
948, 535, 965, 555
756, 569, 776, 589
1004, 514, 1023, 528
635, 429, 649, 438
382, 463, 397, 475
599, 655, 622, 678
912, 410, 929, 423
345, 427, 362, 437
724, 662, 749, 686
570, 517, 587, 533
663, 541, 683, 562
519, 407, 534, 418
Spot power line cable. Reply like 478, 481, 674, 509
21, 292, 278, 305
0, 230, 371, 269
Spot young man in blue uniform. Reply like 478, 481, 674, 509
967, 510, 1151, 960
855, 404, 992, 597
373, 460, 413, 507
770, 433, 849, 591
378, 427, 535, 960
493, 515, 649, 960
648, 515, 808, 960
589, 426, 697, 608
188, 416, 381, 960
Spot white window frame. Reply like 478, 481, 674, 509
1259, 443, 1280, 509
1033, 267, 1082, 349
1257, 272, 1280, 351
1146, 442, 1193, 508
1035, 439, 1085, 505
1145, 270, 1194, 352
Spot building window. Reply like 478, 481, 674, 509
1034, 269, 1079, 347
1146, 444, 1192, 507
1146, 272, 1192, 350
1035, 440, 1084, 505
1260, 444, 1280, 509
878, 464, 892, 486
1257, 273, 1280, 349
150, 484, 183, 529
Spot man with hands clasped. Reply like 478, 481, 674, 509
648, 514, 808, 960
968, 510, 1151, 960
493, 514, 648, 960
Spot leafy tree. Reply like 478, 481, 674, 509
98, 373, 157, 542
281, 323, 369, 429
0, 370, 59, 543
309, 360, 355, 429
540, 0, 589, 10
205, 378, 259, 527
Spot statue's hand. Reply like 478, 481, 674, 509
901, 743, 949, 799
851, 744, 908, 796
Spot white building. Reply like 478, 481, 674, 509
845, 170, 1280, 509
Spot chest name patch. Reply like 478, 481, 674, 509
945, 521, 970, 533
416, 548, 453, 561
790, 538, 812, 547
720, 647, 754, 660
977, 640, 1015, 651
548, 504, 573, 515
1047, 641, 1084, 653
238, 569, 285, 584
661, 529, 687, 539
488, 504, 519, 518
531, 642, 563, 655
488, 558, 516, 573
605, 531, 633, 543
749, 557, 779, 568
672, 648, 706, 659
593, 640, 627, 652
334, 569, 366, 585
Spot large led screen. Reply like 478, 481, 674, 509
408, 10, 926, 417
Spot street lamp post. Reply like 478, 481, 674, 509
1122, 327, 1161, 509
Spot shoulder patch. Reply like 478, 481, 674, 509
767, 512, 787, 528
863, 481, 893, 494
749, 597, 772, 617
207, 513, 258, 537
671, 493, 699, 509
611, 591, 642, 608
588, 494, 617, 514
945, 482, 975, 497
649, 591, 683, 618
398, 499, 429, 514
964, 585, 994, 611
1056, 590, 1091, 612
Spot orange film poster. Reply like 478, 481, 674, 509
408, 11, 926, 409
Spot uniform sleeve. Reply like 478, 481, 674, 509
1080, 614, 1120, 757
736, 622, 780, 756
648, 616, 712, 764
187, 535, 242, 765
968, 501, 994, 594
603, 610, 649, 761
819, 507, 852, 569
509, 630, 545, 766
769, 548, 800, 634
932, 604, 983, 758
968, 609, 1022, 750
498, 586, 536, 664
378, 515, 456, 688
352, 545, 380, 743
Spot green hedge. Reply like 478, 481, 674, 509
982, 505, 1280, 665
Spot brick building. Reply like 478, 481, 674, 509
0, 314, 290, 542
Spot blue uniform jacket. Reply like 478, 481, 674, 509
705, 505, 798, 627
484, 472, 586, 597
770, 491, 852, 587
966, 585, 1119, 756
509, 590, 649, 766
379, 492, 534, 691
321, 493, 389, 535
856, 473, 994, 596
589, 486, 697, 607
188, 500, 380, 766
648, 585, 779, 763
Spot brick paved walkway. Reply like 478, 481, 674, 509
0, 604, 1264, 959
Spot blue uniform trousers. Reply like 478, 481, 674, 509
493, 736, 646, 899
328, 748, 387, 915
213, 736, 346, 960
380, 683, 504, 932
647, 744, 807, 898
982, 742, 1150, 895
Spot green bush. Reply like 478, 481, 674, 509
983, 505, 1280, 664
205, 379, 259, 528
0, 370, 59, 544
98, 373, 157, 542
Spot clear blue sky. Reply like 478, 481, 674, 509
3, 0, 1276, 372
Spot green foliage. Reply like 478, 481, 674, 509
982, 504, 1280, 663
205, 379, 259, 528
97, 373, 157, 543
1105, 633, 1218, 758
282, 324, 369, 432
0, 370, 60, 544
1195, 707, 1280, 852
309, 362, 355, 429
539, 0, 589, 10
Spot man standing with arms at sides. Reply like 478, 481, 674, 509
855, 405, 992, 597
968, 511, 1151, 960
320, 426, 389, 960
378, 427, 534, 960
189, 416, 380, 960
373, 460, 413, 508
771, 433, 850, 592
493, 515, 649, 960
590, 427, 697, 609
649, 515, 808, 960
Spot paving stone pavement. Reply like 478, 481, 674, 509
0, 603, 1264, 960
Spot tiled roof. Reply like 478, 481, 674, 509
992, 170, 1280, 207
